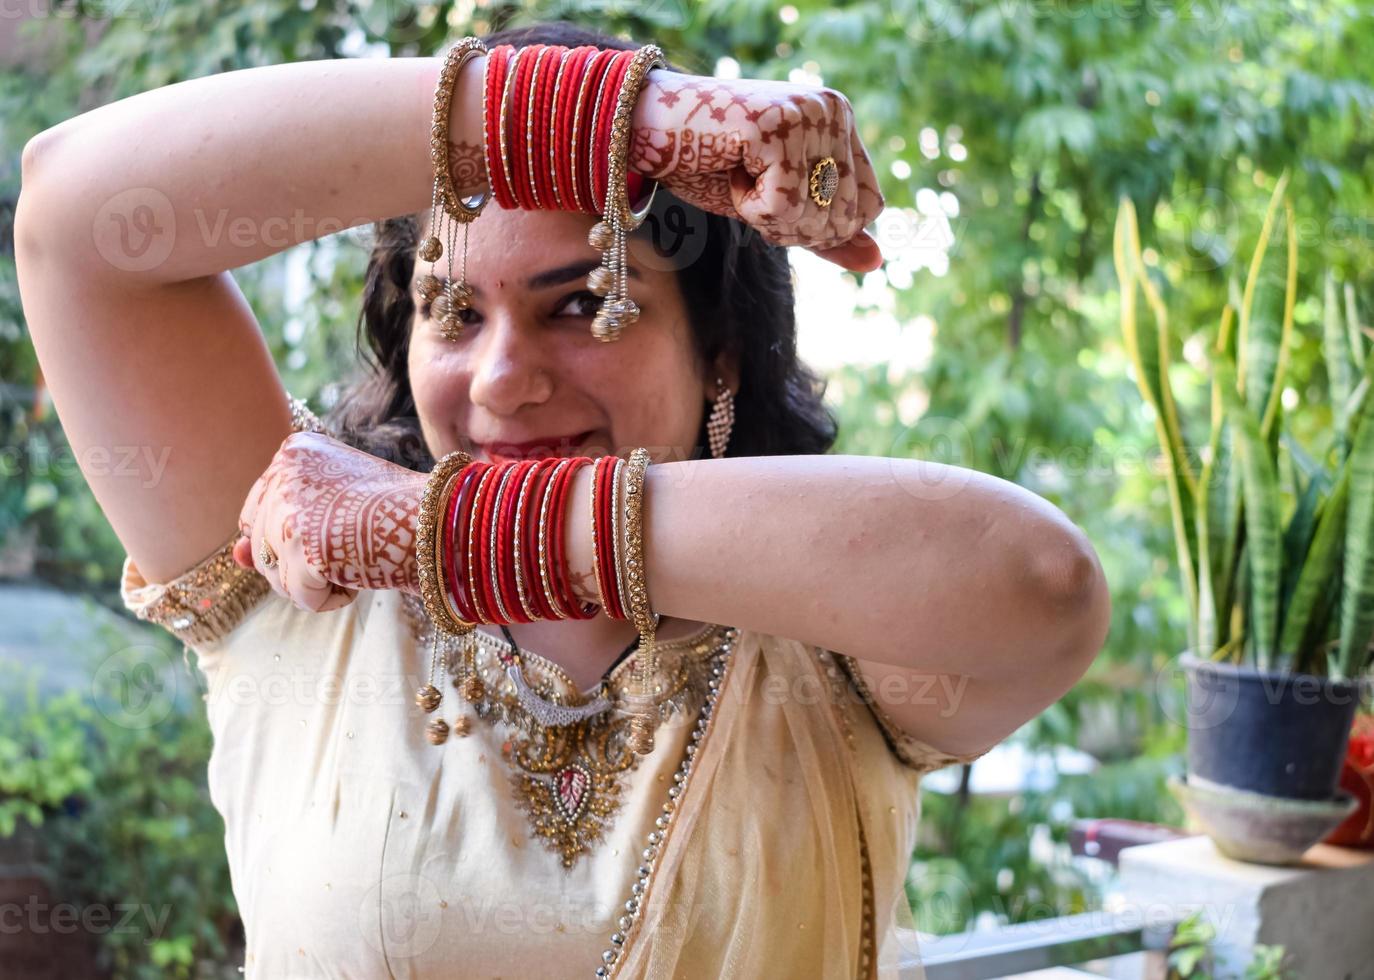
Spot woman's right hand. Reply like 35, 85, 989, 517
233, 431, 428, 613
630, 70, 885, 272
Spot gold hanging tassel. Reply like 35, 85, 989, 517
588, 45, 664, 343
426, 38, 489, 340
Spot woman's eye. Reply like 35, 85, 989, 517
554, 291, 604, 318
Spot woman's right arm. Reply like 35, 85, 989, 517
16, 51, 878, 590
14, 57, 485, 584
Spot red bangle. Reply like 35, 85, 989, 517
444, 462, 484, 624
550, 457, 597, 619
513, 459, 546, 618
578, 50, 618, 214
592, 51, 632, 214
495, 460, 538, 622
577, 50, 615, 214
547, 457, 579, 618
511, 45, 542, 211
520, 459, 562, 620
491, 461, 524, 624
529, 47, 551, 209
606, 457, 629, 620
591, 454, 625, 619
464, 463, 499, 624
505, 45, 530, 210
607, 455, 630, 619
539, 458, 576, 618
553, 47, 593, 211
483, 45, 517, 211
469, 463, 503, 623
532, 47, 560, 210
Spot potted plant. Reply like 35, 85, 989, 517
1113, 174, 1374, 864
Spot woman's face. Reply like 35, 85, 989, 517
408, 205, 716, 465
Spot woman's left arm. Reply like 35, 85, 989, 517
566, 454, 1112, 758
235, 437, 1110, 758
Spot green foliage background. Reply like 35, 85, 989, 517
1, 0, 1371, 972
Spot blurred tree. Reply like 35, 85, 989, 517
2, 0, 1373, 947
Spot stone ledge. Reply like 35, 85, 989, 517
1112, 834, 1374, 977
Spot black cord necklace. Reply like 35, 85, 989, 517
498, 624, 641, 692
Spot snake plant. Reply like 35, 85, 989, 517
1113, 175, 1374, 682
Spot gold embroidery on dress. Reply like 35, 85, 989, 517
399, 592, 725, 869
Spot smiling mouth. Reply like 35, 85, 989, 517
480, 429, 599, 462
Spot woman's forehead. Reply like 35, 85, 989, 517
413, 205, 660, 289
419, 203, 598, 251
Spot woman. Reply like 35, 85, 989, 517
15, 20, 1111, 979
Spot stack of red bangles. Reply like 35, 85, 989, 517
413, 448, 662, 752
482, 43, 651, 215
423, 39, 665, 343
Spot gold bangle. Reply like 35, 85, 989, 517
416, 450, 476, 635
621, 447, 656, 640
433, 468, 472, 629
608, 46, 665, 229
431, 37, 489, 223
621, 446, 659, 755
588, 45, 665, 344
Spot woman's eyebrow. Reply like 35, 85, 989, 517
524, 260, 641, 290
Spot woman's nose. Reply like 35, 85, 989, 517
465, 314, 554, 416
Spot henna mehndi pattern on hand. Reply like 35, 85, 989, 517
627, 76, 882, 250
239, 432, 427, 609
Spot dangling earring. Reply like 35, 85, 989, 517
706, 376, 735, 459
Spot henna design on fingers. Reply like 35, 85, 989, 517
628, 74, 884, 250
254, 436, 424, 596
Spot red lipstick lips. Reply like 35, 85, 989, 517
479, 429, 596, 461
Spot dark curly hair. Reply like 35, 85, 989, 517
324, 21, 837, 470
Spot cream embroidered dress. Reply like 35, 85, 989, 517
118, 407, 990, 979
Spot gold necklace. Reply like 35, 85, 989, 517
399, 593, 730, 869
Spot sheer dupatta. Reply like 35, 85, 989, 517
613, 628, 932, 979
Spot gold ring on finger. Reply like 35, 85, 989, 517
258, 538, 278, 568
809, 156, 839, 208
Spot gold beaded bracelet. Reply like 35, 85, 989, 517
414, 449, 476, 744
416, 449, 476, 636
431, 37, 489, 223
620, 446, 660, 755
420, 37, 489, 340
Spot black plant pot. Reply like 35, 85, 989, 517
1179, 652, 1366, 801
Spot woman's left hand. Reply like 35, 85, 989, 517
630, 71, 885, 272
232, 431, 426, 612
